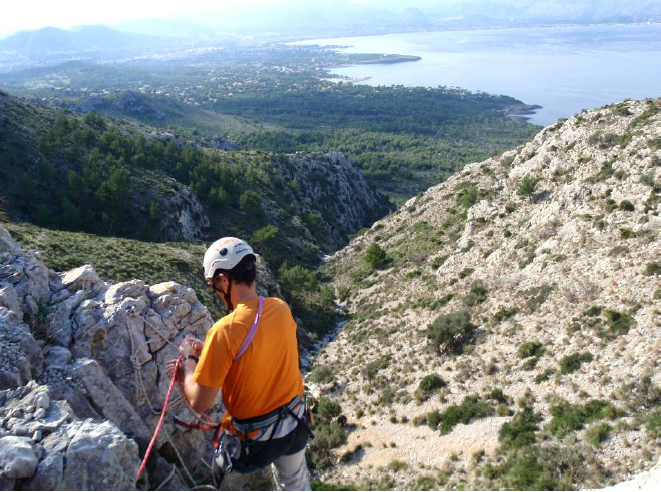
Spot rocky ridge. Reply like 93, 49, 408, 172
0, 224, 233, 490
313, 99, 661, 489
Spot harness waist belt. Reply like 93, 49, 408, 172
232, 394, 302, 435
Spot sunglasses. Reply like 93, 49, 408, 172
207, 275, 225, 290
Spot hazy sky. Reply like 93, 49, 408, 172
0, 0, 308, 36
0, 0, 468, 37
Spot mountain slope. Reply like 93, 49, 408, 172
312, 99, 661, 489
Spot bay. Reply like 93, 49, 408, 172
297, 24, 661, 126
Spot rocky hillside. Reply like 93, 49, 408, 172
310, 99, 660, 490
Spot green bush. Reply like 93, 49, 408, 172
418, 374, 447, 394
387, 460, 408, 472
309, 421, 347, 469
416, 374, 447, 402
603, 309, 635, 337
311, 480, 356, 491
414, 476, 437, 491
427, 410, 442, 430
648, 409, 661, 437
535, 369, 554, 384
501, 155, 515, 168
585, 423, 612, 447
522, 357, 539, 371
379, 386, 395, 406
493, 306, 517, 323
278, 261, 319, 298
436, 396, 495, 435
524, 284, 554, 313
363, 242, 387, 269
620, 228, 637, 239
426, 311, 476, 355
518, 341, 544, 359
584, 306, 602, 317
619, 200, 635, 211
547, 400, 620, 438
250, 224, 279, 245
456, 181, 479, 209
363, 356, 390, 380
500, 407, 542, 450
308, 365, 335, 384
646, 262, 661, 276
463, 281, 488, 306
316, 398, 342, 424
239, 190, 262, 214
560, 352, 593, 374
517, 175, 539, 198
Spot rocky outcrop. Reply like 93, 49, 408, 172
0, 225, 222, 489
160, 178, 211, 242
318, 99, 661, 489
0, 382, 139, 491
273, 151, 391, 252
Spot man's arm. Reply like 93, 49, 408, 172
181, 358, 220, 413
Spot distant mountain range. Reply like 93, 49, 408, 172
1, 0, 660, 53
113, 0, 661, 39
0, 25, 174, 53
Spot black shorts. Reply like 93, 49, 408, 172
233, 420, 309, 473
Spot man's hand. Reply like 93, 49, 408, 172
165, 358, 186, 380
179, 336, 203, 357
165, 337, 203, 380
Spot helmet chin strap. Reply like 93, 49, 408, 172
224, 280, 233, 314
221, 274, 233, 314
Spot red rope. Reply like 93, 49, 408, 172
136, 357, 182, 481
135, 356, 221, 482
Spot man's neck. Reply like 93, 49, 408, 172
230, 283, 259, 307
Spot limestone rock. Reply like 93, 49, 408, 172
0, 436, 38, 479
43, 346, 72, 367
71, 359, 151, 448
59, 420, 139, 491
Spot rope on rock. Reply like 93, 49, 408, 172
155, 464, 177, 491
125, 306, 199, 488
136, 356, 181, 481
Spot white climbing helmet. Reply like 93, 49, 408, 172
203, 237, 255, 280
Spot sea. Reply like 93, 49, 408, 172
296, 24, 661, 126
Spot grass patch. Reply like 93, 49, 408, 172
428, 395, 494, 435
499, 407, 542, 450
415, 373, 447, 403
524, 284, 554, 313
646, 262, 661, 276
547, 400, 622, 438
463, 281, 488, 307
518, 341, 545, 359
585, 423, 612, 447
560, 352, 593, 374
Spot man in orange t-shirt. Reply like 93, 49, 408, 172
166, 237, 310, 491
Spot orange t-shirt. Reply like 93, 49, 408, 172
193, 297, 304, 420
